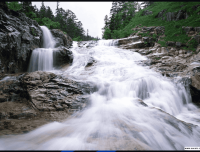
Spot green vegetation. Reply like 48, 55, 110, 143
6, 1, 22, 11
6, 1, 99, 41
72, 36, 82, 42
155, 57, 161, 60
102, 2, 200, 53
31, 28, 36, 36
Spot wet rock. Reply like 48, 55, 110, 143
86, 57, 96, 67
53, 47, 73, 68
0, 7, 43, 73
118, 36, 140, 45
51, 29, 72, 49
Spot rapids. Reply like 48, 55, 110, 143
1, 40, 200, 150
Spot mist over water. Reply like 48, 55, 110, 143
1, 40, 200, 150
28, 26, 55, 72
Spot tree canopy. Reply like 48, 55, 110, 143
6, 1, 99, 41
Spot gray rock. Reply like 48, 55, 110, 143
194, 27, 200, 33
194, 35, 200, 44
86, 57, 96, 67
155, 9, 167, 18
166, 12, 176, 21
166, 41, 175, 46
0, 7, 42, 73
176, 10, 186, 21
141, 10, 153, 16
176, 42, 182, 47
51, 29, 73, 49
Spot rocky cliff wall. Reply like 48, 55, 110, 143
0, 3, 42, 74
0, 2, 73, 76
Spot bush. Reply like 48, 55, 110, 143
73, 36, 82, 41
6, 2, 22, 11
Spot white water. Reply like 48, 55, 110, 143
28, 26, 55, 72
1, 40, 200, 150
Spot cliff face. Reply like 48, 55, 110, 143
0, 2, 74, 75
0, 3, 43, 74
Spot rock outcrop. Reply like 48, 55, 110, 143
50, 29, 73, 49
0, 71, 96, 135
21, 71, 94, 112
0, 4, 43, 74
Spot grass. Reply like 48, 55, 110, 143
111, 2, 200, 53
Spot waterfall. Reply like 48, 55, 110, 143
1, 40, 200, 150
98, 39, 118, 46
28, 26, 55, 72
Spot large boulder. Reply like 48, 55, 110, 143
166, 12, 176, 21
50, 29, 73, 49
53, 47, 73, 67
0, 5, 43, 74
21, 71, 96, 111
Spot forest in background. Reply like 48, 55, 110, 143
6, 1, 99, 41
102, 1, 200, 52
102, 1, 152, 39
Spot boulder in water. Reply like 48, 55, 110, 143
51, 29, 73, 49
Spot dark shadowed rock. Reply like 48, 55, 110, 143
176, 10, 186, 21
86, 57, 96, 67
176, 42, 182, 47
166, 41, 176, 46
53, 47, 73, 68
155, 9, 167, 19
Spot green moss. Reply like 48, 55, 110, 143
157, 40, 167, 47
31, 28, 37, 36
154, 57, 161, 60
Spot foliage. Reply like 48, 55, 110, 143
73, 36, 82, 41
102, 2, 200, 51
6, 1, 98, 41
6, 1, 22, 11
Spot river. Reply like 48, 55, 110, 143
0, 38, 200, 150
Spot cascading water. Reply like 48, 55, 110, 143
1, 40, 200, 150
28, 26, 55, 72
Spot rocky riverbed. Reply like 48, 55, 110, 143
0, 70, 96, 135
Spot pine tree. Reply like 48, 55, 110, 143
39, 2, 46, 18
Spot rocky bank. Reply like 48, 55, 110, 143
116, 25, 200, 105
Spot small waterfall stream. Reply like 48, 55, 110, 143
28, 26, 55, 72
1, 39, 200, 150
